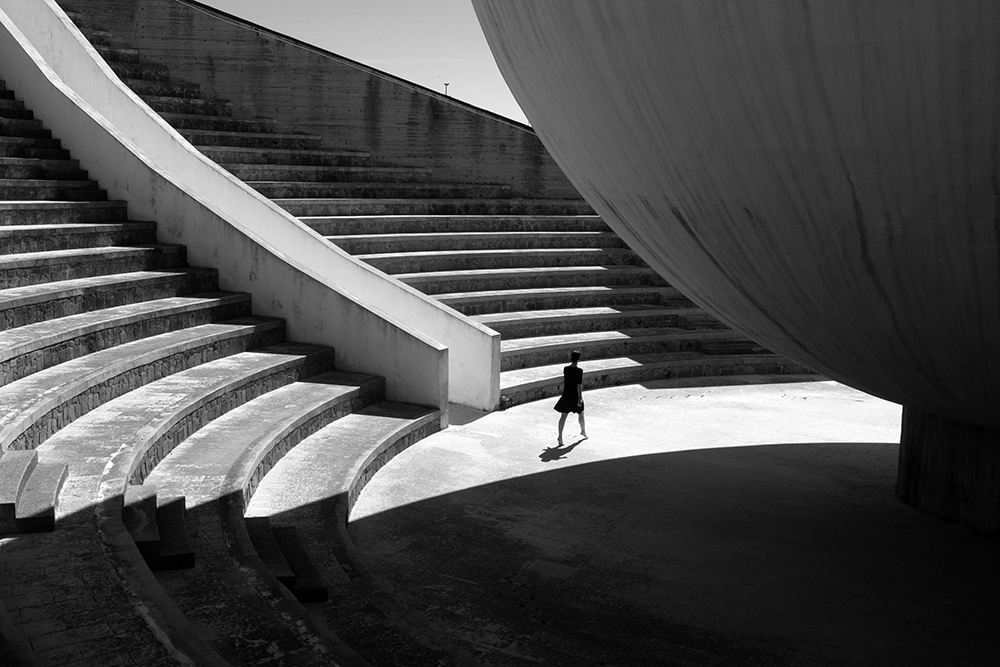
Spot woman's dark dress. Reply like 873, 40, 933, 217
553, 365, 584, 413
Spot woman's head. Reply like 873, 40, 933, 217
570, 350, 581, 363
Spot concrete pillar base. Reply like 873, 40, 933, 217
897, 406, 1000, 533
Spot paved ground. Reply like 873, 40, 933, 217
350, 377, 999, 667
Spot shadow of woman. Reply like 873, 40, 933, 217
539, 436, 587, 462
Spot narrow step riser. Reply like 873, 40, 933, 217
0, 203, 128, 225
144, 96, 234, 117
447, 291, 668, 317
334, 235, 625, 255
7, 323, 288, 452
200, 148, 371, 167
307, 216, 610, 236
364, 251, 639, 274
0, 226, 158, 256
109, 60, 171, 82
0, 269, 219, 331
0, 117, 45, 133
164, 115, 277, 133
0, 146, 69, 160
183, 132, 321, 151
225, 165, 430, 184
0, 107, 32, 121
128, 348, 337, 483
403, 270, 660, 295
0, 298, 253, 387
277, 200, 596, 217
489, 312, 682, 339
253, 183, 512, 199
0, 247, 187, 289
502, 337, 705, 372
502, 359, 813, 407
0, 185, 105, 200
0, 164, 86, 180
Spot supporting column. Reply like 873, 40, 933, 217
897, 406, 1000, 533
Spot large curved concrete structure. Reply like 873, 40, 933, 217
473, 1, 1000, 531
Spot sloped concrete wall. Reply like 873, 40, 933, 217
57, 0, 580, 199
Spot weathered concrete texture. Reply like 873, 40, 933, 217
351, 380, 998, 666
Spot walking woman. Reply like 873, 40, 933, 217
554, 350, 587, 445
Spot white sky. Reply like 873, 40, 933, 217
197, 0, 529, 124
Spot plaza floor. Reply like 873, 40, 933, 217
349, 377, 999, 667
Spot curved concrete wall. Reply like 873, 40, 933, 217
0, 0, 451, 414
56, 0, 579, 200
474, 1, 1000, 430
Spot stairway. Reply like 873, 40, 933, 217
66, 19, 810, 413
0, 76, 441, 666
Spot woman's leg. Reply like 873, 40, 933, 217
557, 412, 568, 444
578, 412, 587, 438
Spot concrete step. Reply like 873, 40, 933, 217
181, 128, 323, 150
500, 328, 751, 372
0, 199, 128, 225
0, 291, 253, 387
0, 104, 32, 121
0, 178, 105, 200
269, 526, 328, 602
438, 285, 684, 316
141, 94, 233, 117
0, 117, 50, 139
277, 197, 595, 217
242, 400, 444, 666
160, 112, 278, 133
359, 247, 640, 275
123, 483, 161, 563
0, 450, 36, 527
108, 59, 171, 82
500, 352, 814, 407
222, 162, 431, 183
5, 461, 68, 533
0, 221, 156, 255
199, 144, 371, 167
399, 265, 665, 295
305, 214, 610, 236
0, 156, 87, 180
0, 137, 68, 160
332, 230, 624, 255
0, 317, 285, 452
123, 77, 203, 99
93, 44, 141, 64
476, 305, 703, 339
0, 267, 220, 331
250, 180, 512, 200
0, 244, 187, 289
155, 495, 195, 570
244, 516, 296, 590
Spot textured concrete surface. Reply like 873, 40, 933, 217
350, 378, 999, 666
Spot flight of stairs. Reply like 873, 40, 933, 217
0, 76, 442, 666
68, 17, 811, 413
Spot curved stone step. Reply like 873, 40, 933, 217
276, 197, 595, 217
306, 214, 609, 236
331, 230, 623, 255
0, 267, 220, 331
198, 144, 370, 166
223, 163, 430, 183
243, 401, 447, 666
0, 200, 128, 225
0, 222, 156, 255
359, 247, 639, 274
475, 304, 701, 339
500, 328, 753, 371
437, 285, 682, 316
0, 317, 285, 452
0, 245, 187, 289
250, 180, 512, 200
0, 291, 252, 386
398, 264, 665, 295
139, 372, 392, 666
500, 352, 814, 406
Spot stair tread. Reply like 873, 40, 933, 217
438, 285, 675, 302
0, 450, 37, 512
0, 199, 125, 211
0, 268, 213, 311
0, 178, 96, 187
335, 231, 613, 242
501, 327, 748, 353
142, 370, 384, 500
358, 247, 633, 260
224, 162, 423, 173
0, 318, 284, 451
0, 221, 154, 235
0, 244, 180, 268
14, 461, 68, 525
180, 128, 322, 141
197, 145, 369, 158
397, 265, 655, 282
0, 291, 249, 363
475, 304, 699, 325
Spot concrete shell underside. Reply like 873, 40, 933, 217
473, 0, 1000, 531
